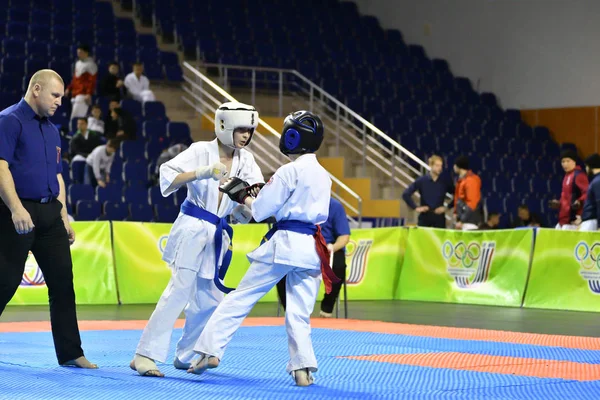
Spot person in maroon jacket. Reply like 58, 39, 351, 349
549, 150, 589, 229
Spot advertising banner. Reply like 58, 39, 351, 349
523, 229, 600, 312
397, 228, 533, 306
9, 221, 118, 305
112, 221, 271, 304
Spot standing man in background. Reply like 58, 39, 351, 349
276, 197, 351, 318
0, 69, 96, 369
402, 155, 454, 228
453, 155, 482, 230
549, 150, 588, 230
580, 153, 600, 231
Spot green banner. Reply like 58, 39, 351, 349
112, 221, 271, 304
8, 221, 118, 305
316, 227, 407, 301
397, 228, 533, 306
524, 229, 600, 312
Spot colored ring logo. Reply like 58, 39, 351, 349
158, 235, 169, 253
575, 241, 600, 270
442, 241, 481, 268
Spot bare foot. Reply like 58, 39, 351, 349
61, 356, 98, 369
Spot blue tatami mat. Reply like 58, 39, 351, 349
1, 326, 600, 400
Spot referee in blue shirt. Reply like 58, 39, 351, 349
402, 155, 454, 228
276, 197, 351, 317
0, 70, 96, 369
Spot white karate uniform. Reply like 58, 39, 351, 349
195, 153, 332, 374
70, 58, 98, 120
124, 72, 156, 103
135, 139, 263, 364
87, 116, 105, 134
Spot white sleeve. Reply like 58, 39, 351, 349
159, 146, 202, 197
251, 172, 291, 222
92, 149, 102, 180
123, 74, 140, 96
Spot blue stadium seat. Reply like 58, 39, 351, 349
70, 161, 86, 184
2, 56, 26, 76
102, 201, 129, 221
493, 176, 511, 193
503, 197, 521, 215
155, 204, 180, 223
174, 186, 187, 206
120, 141, 146, 161
144, 101, 167, 120
517, 158, 537, 175
549, 179, 562, 197
75, 200, 101, 221
160, 51, 179, 66
530, 177, 548, 194
167, 122, 191, 145
124, 186, 148, 205
123, 161, 149, 184
536, 159, 555, 176
6, 22, 28, 38
511, 176, 529, 192
146, 140, 166, 161
30, 24, 51, 39
505, 109, 522, 122
121, 99, 142, 118
533, 126, 551, 142
129, 203, 154, 222
165, 65, 183, 82
3, 38, 25, 55
149, 186, 173, 207
96, 185, 122, 204
485, 198, 503, 214
69, 184, 95, 206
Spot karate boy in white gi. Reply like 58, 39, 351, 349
130, 102, 264, 377
187, 110, 340, 387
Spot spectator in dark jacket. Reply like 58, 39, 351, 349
99, 62, 125, 101
105, 107, 136, 141
512, 205, 543, 228
69, 118, 103, 161
479, 212, 501, 230
580, 153, 600, 231
402, 155, 454, 228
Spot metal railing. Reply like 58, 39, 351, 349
198, 62, 454, 222
181, 61, 363, 226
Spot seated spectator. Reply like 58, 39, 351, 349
99, 62, 125, 101
85, 139, 119, 188
69, 118, 104, 161
124, 62, 156, 103
105, 107, 136, 140
87, 105, 105, 134
512, 205, 543, 228
150, 143, 188, 184
65, 44, 98, 120
479, 212, 501, 230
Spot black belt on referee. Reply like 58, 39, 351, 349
21, 196, 57, 204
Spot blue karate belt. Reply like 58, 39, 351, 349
261, 220, 339, 293
180, 199, 235, 293
261, 220, 317, 244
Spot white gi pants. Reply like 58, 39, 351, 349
132, 90, 156, 103
70, 94, 90, 120
135, 265, 224, 363
580, 220, 598, 231
555, 223, 579, 231
195, 261, 322, 373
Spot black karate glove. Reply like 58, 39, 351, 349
220, 177, 253, 204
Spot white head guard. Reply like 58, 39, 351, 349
214, 102, 259, 148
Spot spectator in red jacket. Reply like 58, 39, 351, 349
65, 44, 98, 120
549, 150, 589, 230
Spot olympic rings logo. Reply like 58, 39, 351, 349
574, 241, 600, 270
442, 241, 482, 268
158, 235, 169, 253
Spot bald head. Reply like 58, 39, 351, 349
25, 69, 65, 118
27, 69, 64, 92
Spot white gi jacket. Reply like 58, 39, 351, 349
249, 154, 332, 270
159, 139, 263, 278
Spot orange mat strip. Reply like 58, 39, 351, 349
2, 317, 600, 350
343, 352, 600, 381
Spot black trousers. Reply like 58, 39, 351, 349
0, 199, 84, 364
418, 212, 446, 228
276, 250, 346, 314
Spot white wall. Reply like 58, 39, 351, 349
352, 0, 600, 109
